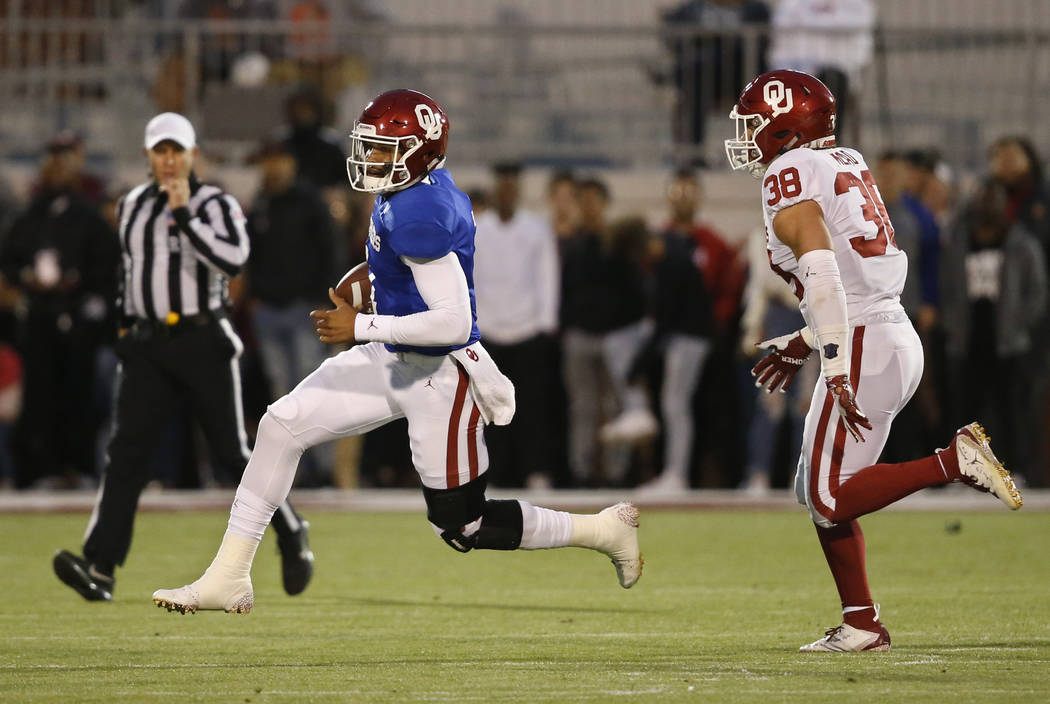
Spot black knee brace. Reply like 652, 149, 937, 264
421, 477, 524, 552
422, 476, 488, 552
474, 499, 523, 551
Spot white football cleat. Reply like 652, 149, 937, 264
944, 422, 1022, 510
800, 622, 891, 652
152, 575, 253, 615
591, 502, 643, 589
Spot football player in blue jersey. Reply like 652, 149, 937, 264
153, 90, 642, 614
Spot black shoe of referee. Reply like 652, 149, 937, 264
277, 521, 314, 596
53, 550, 114, 602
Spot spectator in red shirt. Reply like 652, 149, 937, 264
664, 169, 744, 334
662, 169, 745, 488
633, 169, 745, 492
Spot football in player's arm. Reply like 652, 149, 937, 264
153, 90, 642, 616
726, 69, 1022, 653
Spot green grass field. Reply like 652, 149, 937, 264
2, 509, 1048, 702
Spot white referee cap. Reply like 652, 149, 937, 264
144, 112, 196, 150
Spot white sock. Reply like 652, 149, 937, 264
566, 504, 637, 552
227, 486, 278, 542
568, 512, 603, 549
198, 530, 259, 585
518, 501, 572, 549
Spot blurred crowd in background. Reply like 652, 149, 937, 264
0, 0, 1048, 493
1, 107, 1047, 493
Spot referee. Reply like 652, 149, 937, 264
53, 113, 314, 602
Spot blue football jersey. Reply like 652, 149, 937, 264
365, 168, 482, 355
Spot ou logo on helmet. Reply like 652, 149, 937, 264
763, 80, 794, 117
415, 104, 443, 140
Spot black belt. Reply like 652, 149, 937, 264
128, 311, 224, 340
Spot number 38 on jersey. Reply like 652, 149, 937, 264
764, 150, 898, 260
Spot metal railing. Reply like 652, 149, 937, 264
0, 16, 1048, 170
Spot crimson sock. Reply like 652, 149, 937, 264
829, 453, 956, 523
935, 442, 961, 480
815, 520, 877, 630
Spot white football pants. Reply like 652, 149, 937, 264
794, 320, 923, 527
240, 342, 488, 505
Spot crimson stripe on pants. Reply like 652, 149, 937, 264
446, 364, 470, 488
828, 326, 866, 493
467, 404, 481, 481
810, 389, 837, 519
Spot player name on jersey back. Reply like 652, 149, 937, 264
760, 146, 908, 324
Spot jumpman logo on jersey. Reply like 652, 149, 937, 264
424, 377, 434, 390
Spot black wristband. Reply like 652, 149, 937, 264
172, 206, 192, 229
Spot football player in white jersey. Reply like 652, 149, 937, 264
151, 90, 641, 615
727, 70, 1022, 652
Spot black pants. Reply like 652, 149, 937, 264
948, 353, 1030, 479
14, 312, 101, 485
83, 315, 300, 569
483, 335, 560, 488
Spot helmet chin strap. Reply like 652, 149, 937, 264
378, 157, 446, 194
380, 171, 423, 193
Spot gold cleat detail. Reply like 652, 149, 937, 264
153, 597, 196, 615
962, 423, 1022, 509
152, 582, 253, 614
153, 596, 251, 614
226, 594, 253, 614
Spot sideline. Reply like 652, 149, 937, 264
1, 487, 1047, 514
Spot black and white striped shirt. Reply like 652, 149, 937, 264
116, 175, 250, 321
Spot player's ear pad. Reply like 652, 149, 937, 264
422, 476, 523, 552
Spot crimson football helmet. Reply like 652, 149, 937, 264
725, 69, 836, 177
347, 89, 449, 193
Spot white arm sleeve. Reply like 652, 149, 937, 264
798, 248, 849, 378
354, 253, 473, 346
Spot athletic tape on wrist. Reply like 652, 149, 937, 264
797, 249, 849, 378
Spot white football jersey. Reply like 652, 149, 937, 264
761, 146, 908, 324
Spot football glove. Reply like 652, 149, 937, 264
825, 374, 872, 443
752, 330, 814, 393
